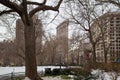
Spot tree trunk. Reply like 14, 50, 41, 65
24, 18, 42, 80
103, 39, 107, 63
104, 50, 107, 63
101, 31, 107, 63
92, 44, 96, 63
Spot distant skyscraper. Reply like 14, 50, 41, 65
56, 20, 69, 64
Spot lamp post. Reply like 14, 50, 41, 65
59, 53, 62, 70
57, 45, 62, 71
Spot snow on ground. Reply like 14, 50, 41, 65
42, 76, 62, 80
91, 69, 120, 80
1, 66, 120, 80
41, 75, 74, 80
0, 66, 65, 75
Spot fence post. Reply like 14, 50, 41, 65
11, 68, 15, 80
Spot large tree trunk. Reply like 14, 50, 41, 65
104, 50, 107, 63
24, 18, 42, 80
92, 44, 96, 63
103, 40, 107, 63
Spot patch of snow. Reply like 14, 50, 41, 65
42, 76, 74, 80
24, 77, 31, 80
91, 69, 120, 80
68, 75, 74, 78
0, 66, 25, 75
42, 76, 62, 80
0, 66, 65, 75
117, 76, 120, 80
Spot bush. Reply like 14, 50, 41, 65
45, 68, 52, 75
45, 68, 72, 76
15, 78, 22, 80
61, 68, 71, 75
70, 68, 90, 77
73, 75, 85, 80
61, 75, 72, 79
52, 68, 61, 75
95, 62, 120, 72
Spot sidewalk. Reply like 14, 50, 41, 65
42, 76, 62, 80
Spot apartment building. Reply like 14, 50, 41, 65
92, 12, 120, 62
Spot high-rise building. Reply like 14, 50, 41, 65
56, 20, 69, 65
92, 12, 120, 62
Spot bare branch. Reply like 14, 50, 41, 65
55, 0, 63, 9
26, 1, 44, 5
26, 0, 46, 6
29, 0, 63, 17
96, 0, 120, 7
48, 12, 59, 24
0, 10, 15, 16
43, 0, 47, 4
0, 0, 22, 15
68, 2, 89, 31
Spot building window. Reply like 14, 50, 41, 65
110, 33, 114, 36
116, 24, 120, 26
110, 24, 113, 26
116, 17, 120, 20
116, 21, 120, 23
110, 20, 114, 23
110, 37, 114, 39
110, 17, 114, 21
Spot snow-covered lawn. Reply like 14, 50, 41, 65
24, 76, 73, 80
1, 66, 120, 80
42, 76, 62, 80
91, 69, 120, 80
42, 76, 70, 80
0, 66, 64, 75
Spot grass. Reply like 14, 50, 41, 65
42, 75, 58, 78
42, 75, 73, 80
60, 75, 72, 79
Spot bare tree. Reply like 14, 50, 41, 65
0, 15, 16, 40
69, 30, 88, 65
0, 0, 63, 79
42, 34, 58, 65
96, 0, 120, 8
64, 0, 102, 63
93, 14, 112, 63
64, 0, 113, 64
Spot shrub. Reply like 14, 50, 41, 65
52, 68, 61, 75
61, 75, 72, 79
70, 68, 90, 77
45, 68, 52, 75
61, 68, 71, 75
15, 78, 22, 80
95, 62, 120, 72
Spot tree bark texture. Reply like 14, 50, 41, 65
92, 44, 96, 63
24, 18, 42, 80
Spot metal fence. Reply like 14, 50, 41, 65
0, 71, 43, 80
0, 72, 25, 80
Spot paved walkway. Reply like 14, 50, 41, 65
42, 76, 62, 80
42, 76, 74, 80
